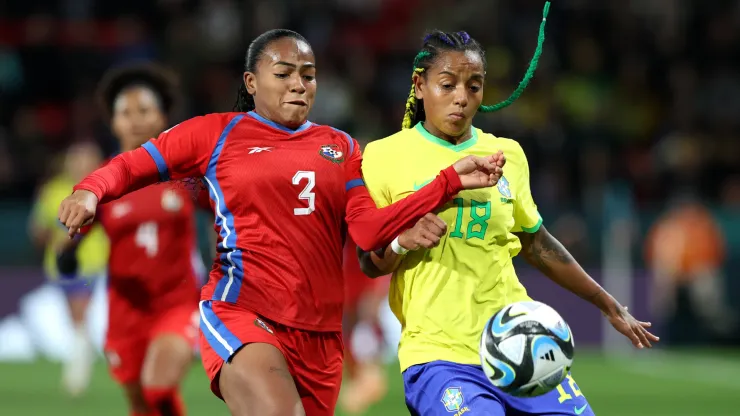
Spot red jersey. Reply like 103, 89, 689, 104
75, 111, 463, 331
97, 184, 201, 316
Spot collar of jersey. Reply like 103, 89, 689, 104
414, 122, 478, 152
247, 111, 313, 134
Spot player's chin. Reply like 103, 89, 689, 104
280, 104, 310, 127
441, 119, 472, 137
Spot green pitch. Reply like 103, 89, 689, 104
0, 350, 737, 415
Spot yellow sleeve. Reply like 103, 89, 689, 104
360, 141, 392, 208
511, 143, 542, 233
30, 184, 56, 231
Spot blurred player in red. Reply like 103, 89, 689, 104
58, 29, 505, 416
57, 64, 203, 416
339, 235, 390, 415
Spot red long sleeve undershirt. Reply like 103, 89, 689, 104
75, 147, 463, 252
73, 147, 160, 203
346, 166, 462, 252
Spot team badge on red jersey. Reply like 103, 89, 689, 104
319, 144, 344, 163
161, 189, 184, 212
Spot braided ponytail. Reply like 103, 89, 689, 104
402, 1, 551, 126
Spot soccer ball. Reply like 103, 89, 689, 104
479, 301, 574, 397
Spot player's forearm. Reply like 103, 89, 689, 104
74, 147, 160, 204
356, 245, 401, 278
517, 226, 622, 316
347, 166, 462, 251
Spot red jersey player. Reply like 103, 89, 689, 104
57, 64, 202, 416
58, 30, 505, 416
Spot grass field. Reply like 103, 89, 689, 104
1, 349, 738, 415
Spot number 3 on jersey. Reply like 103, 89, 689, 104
135, 221, 159, 257
293, 171, 316, 216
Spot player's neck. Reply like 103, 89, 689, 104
421, 121, 473, 146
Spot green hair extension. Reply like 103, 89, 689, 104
479, 1, 550, 113
413, 51, 431, 69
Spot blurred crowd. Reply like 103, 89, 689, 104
1, 0, 740, 266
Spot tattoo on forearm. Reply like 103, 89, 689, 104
519, 226, 575, 272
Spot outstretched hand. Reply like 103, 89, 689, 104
58, 190, 99, 238
607, 306, 660, 349
452, 151, 505, 190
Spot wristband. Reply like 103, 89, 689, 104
391, 236, 409, 255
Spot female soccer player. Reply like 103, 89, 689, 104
58, 29, 504, 416
358, 26, 660, 416
57, 64, 203, 416
29, 141, 109, 397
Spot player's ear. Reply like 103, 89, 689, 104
413, 72, 425, 101
244, 72, 257, 95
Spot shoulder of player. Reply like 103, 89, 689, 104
474, 130, 527, 162
304, 124, 358, 151
161, 112, 243, 137
363, 129, 409, 155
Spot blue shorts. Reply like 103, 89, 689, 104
403, 361, 594, 416
50, 274, 94, 296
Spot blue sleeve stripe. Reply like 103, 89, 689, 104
346, 178, 364, 191
141, 141, 170, 182
330, 127, 354, 155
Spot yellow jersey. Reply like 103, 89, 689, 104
362, 122, 542, 371
31, 175, 109, 280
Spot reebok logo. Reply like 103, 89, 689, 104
248, 147, 272, 154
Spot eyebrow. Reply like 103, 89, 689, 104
274, 61, 316, 69
439, 70, 485, 80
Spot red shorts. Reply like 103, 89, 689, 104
199, 300, 343, 416
104, 304, 199, 384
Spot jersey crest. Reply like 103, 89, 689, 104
319, 144, 344, 163
441, 387, 467, 413
161, 189, 184, 212
497, 176, 512, 199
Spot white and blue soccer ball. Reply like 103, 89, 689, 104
480, 301, 574, 397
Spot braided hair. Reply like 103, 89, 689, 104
402, 1, 551, 129
234, 29, 311, 112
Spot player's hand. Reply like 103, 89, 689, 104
607, 306, 660, 349
398, 213, 447, 251
58, 190, 99, 239
452, 151, 505, 190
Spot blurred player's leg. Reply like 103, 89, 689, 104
199, 300, 304, 416
60, 281, 94, 397
139, 305, 198, 416
106, 333, 150, 415
340, 291, 388, 414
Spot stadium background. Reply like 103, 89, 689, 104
1, 0, 739, 414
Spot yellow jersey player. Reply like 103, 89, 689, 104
28, 141, 109, 396
358, 23, 659, 416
